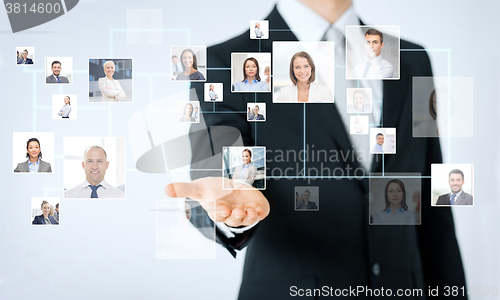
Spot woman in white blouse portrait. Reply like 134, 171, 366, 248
98, 61, 126, 102
57, 96, 72, 118
276, 51, 332, 103
232, 149, 257, 187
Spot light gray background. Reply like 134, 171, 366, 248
0, 0, 498, 299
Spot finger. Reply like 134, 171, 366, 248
212, 204, 231, 222
227, 208, 259, 227
255, 206, 270, 220
231, 207, 246, 220
165, 182, 192, 198
245, 207, 259, 220
223, 208, 247, 227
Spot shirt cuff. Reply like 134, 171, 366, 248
215, 221, 260, 239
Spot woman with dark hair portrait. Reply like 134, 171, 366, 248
32, 200, 58, 225
276, 51, 332, 102
14, 138, 52, 173
415, 89, 439, 136
296, 189, 318, 210
234, 57, 268, 92
57, 96, 72, 118
372, 179, 417, 224
178, 103, 197, 122
175, 49, 205, 81
232, 149, 257, 186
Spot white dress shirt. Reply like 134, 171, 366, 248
276, 82, 333, 103
98, 77, 126, 102
58, 104, 72, 117
65, 180, 125, 198
350, 55, 394, 79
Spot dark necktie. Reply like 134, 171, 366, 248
450, 194, 456, 205
56, 76, 61, 83
89, 185, 102, 198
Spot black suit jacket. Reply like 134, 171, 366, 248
32, 215, 58, 225
189, 6, 466, 299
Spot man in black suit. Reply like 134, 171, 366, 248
436, 169, 473, 205
166, 0, 467, 298
46, 60, 69, 83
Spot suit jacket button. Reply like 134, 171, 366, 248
372, 263, 381, 276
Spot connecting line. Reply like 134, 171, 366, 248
23, 68, 89, 74
109, 28, 191, 56
32, 71, 36, 131
446, 50, 452, 162
303, 103, 306, 178
254, 93, 258, 146
203, 111, 246, 114
269, 29, 304, 33
268, 28, 305, 40
400, 48, 451, 52
135, 74, 170, 77
206, 68, 231, 71
265, 175, 431, 179
381, 92, 384, 176
259, 39, 261, 52
255, 121, 257, 146
108, 104, 113, 136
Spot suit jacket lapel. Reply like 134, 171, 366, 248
39, 160, 46, 172
455, 192, 466, 205
23, 160, 30, 172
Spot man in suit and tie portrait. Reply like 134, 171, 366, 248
65, 146, 125, 199
436, 169, 473, 205
46, 60, 70, 84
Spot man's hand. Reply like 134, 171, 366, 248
165, 177, 270, 227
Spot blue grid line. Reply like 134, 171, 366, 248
266, 175, 431, 179
109, 28, 191, 56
